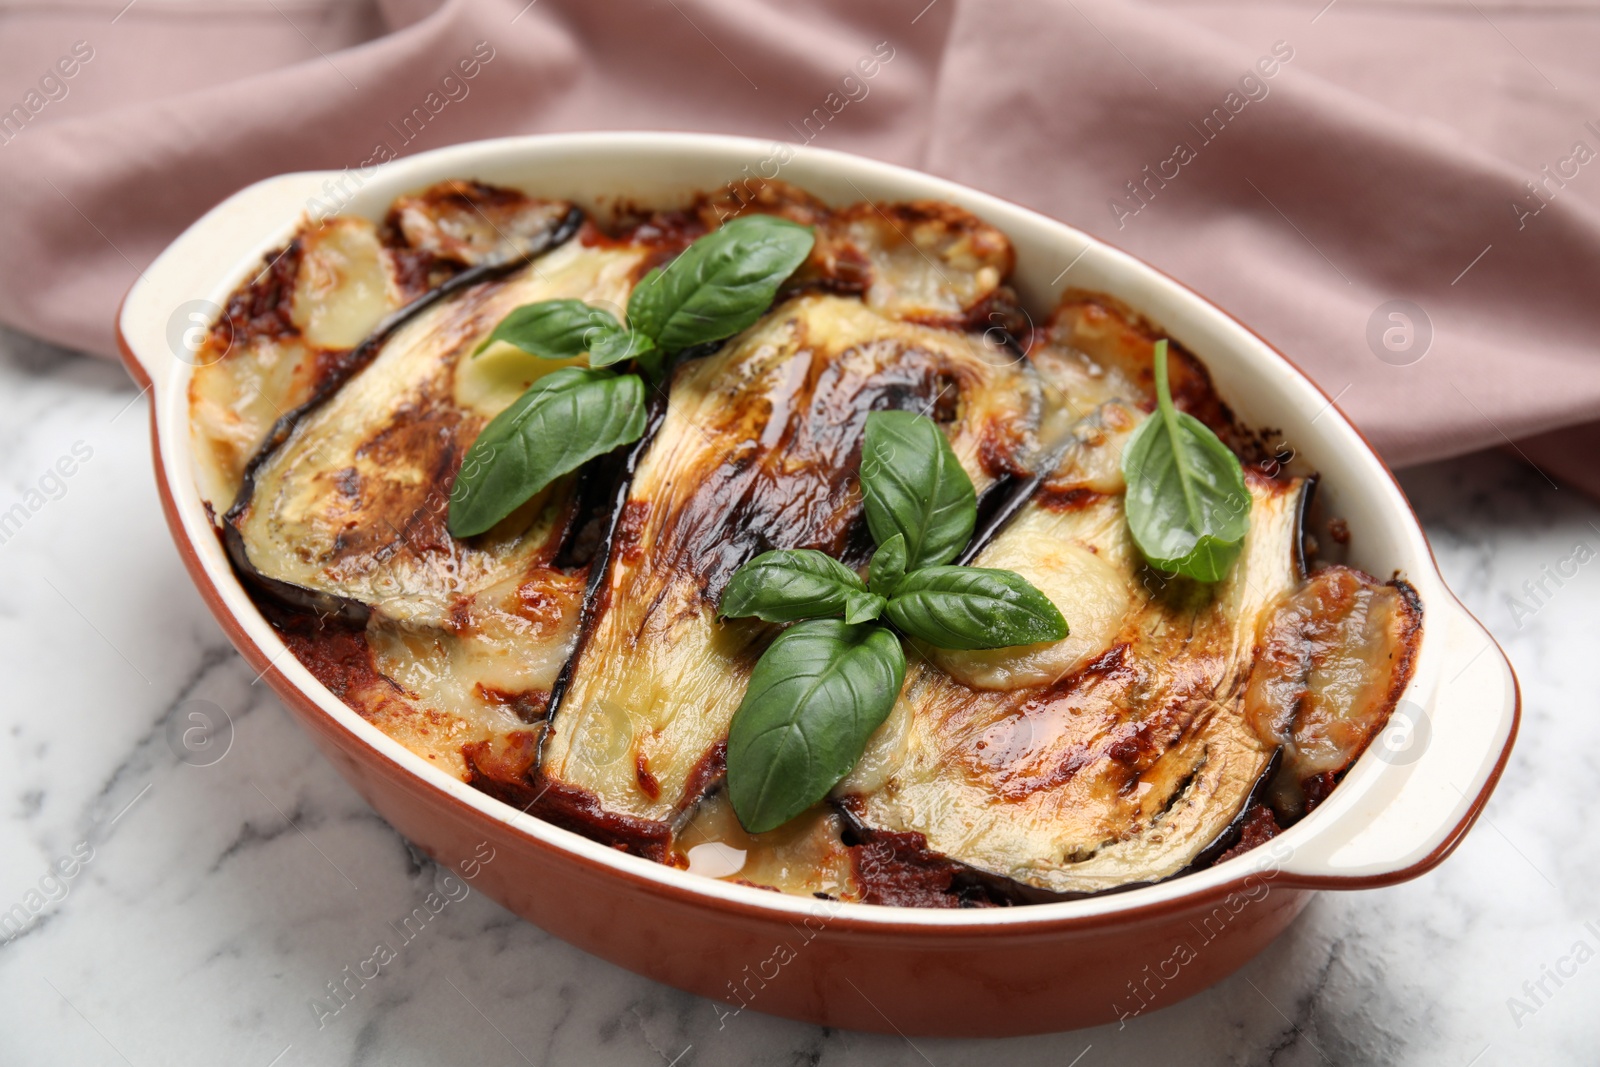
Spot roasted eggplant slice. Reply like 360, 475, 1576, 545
387, 180, 581, 269
536, 293, 1043, 835
190, 184, 584, 514
1034, 289, 1261, 461
808, 200, 1014, 327
1246, 566, 1423, 817
837, 398, 1311, 896
223, 233, 643, 627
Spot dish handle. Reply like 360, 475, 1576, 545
116, 171, 333, 394
1272, 596, 1518, 888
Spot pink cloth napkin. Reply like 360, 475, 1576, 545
2, 0, 1597, 491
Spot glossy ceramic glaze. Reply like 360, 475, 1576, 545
116, 133, 1518, 1036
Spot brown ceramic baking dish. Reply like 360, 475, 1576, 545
116, 133, 1518, 1036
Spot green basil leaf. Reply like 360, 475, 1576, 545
718, 549, 882, 624
726, 620, 906, 833
842, 593, 886, 625
1120, 340, 1251, 582
448, 368, 648, 537
588, 327, 657, 369
626, 215, 815, 353
868, 533, 907, 598
885, 566, 1068, 650
860, 410, 977, 571
473, 299, 626, 359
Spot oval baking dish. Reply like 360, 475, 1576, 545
116, 132, 1517, 1036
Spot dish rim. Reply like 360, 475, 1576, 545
115, 130, 1519, 932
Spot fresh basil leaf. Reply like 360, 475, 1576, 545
626, 215, 815, 354
726, 620, 906, 833
719, 549, 883, 624
868, 533, 907, 598
1121, 340, 1251, 582
588, 327, 657, 370
448, 368, 648, 537
885, 566, 1068, 650
473, 299, 626, 360
860, 410, 977, 571
842, 593, 886, 624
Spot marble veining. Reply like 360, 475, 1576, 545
1, 325, 1596, 1066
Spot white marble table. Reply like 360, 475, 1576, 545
1, 326, 1594, 1067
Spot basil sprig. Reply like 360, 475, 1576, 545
1121, 340, 1251, 582
448, 215, 815, 537
719, 410, 1069, 833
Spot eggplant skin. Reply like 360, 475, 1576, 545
537, 292, 1043, 831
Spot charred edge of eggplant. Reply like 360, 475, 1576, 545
1387, 575, 1424, 639
1292, 474, 1319, 582
551, 449, 629, 571
220, 205, 586, 621
546, 346, 724, 573
1186, 747, 1285, 873
462, 740, 674, 862
526, 773, 674, 861
674, 741, 730, 825
536, 388, 673, 739
955, 436, 1079, 569
534, 340, 736, 727
958, 467, 1050, 569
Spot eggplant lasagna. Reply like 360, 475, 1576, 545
190, 179, 1421, 907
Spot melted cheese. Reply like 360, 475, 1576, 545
291, 219, 396, 350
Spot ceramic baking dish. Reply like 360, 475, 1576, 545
116, 132, 1518, 1036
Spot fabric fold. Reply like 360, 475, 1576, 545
0, 0, 1596, 492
